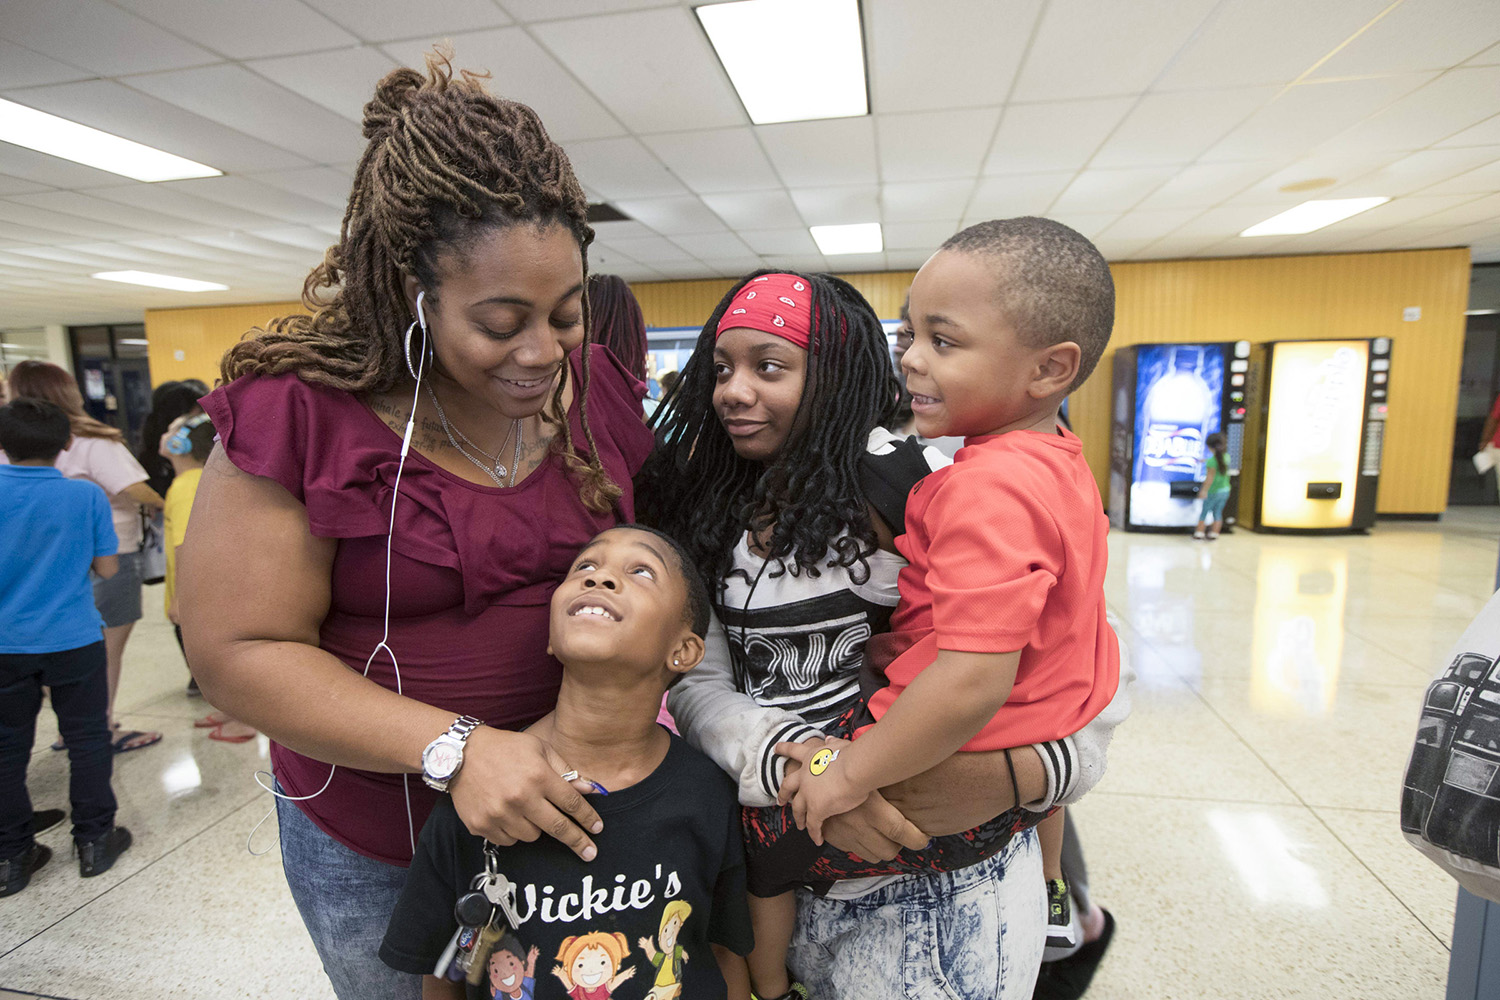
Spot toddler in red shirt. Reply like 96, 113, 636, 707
779, 217, 1122, 959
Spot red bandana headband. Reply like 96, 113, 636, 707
715, 273, 813, 350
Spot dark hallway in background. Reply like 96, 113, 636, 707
1452, 265, 1500, 507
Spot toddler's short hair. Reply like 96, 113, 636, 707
0, 398, 70, 462
940, 217, 1115, 392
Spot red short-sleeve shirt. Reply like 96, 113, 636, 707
199, 346, 653, 864
863, 428, 1119, 750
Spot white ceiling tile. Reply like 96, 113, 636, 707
1390, 192, 1500, 232
118, 237, 253, 265
531, 8, 743, 134
1311, 0, 1500, 78
967, 173, 1076, 219
1052, 167, 1177, 214
0, 201, 147, 241
882, 221, 959, 251
157, 176, 345, 228
612, 196, 727, 236
880, 180, 973, 223
614, 264, 665, 283
1439, 114, 1500, 149
382, 28, 625, 143
303, 0, 511, 43
700, 190, 805, 230
1097, 209, 1203, 243
828, 252, 888, 273
876, 109, 1001, 182
0, 40, 92, 89
0, 0, 218, 75
185, 232, 318, 262
791, 186, 881, 227
0, 174, 52, 197
757, 118, 878, 187
1337, 148, 1500, 198
247, 167, 356, 209
90, 186, 286, 231
1201, 74, 1436, 162
1153, 0, 1391, 90
109, 0, 356, 58
1, 79, 311, 176
741, 229, 820, 256
1012, 0, 1220, 101
759, 254, 831, 274
1233, 149, 1401, 203
590, 220, 658, 243
246, 227, 337, 254
695, 256, 768, 277
1135, 233, 1224, 260
865, 0, 1041, 112
1469, 43, 1500, 66
501, 0, 666, 21
1322, 67, 1500, 154
1134, 162, 1272, 210
564, 138, 686, 200
246, 47, 399, 122
640, 128, 781, 194
597, 235, 694, 264
656, 260, 732, 280
1420, 157, 1500, 197
1092, 236, 1159, 260
5, 191, 214, 236
1163, 203, 1291, 242
670, 232, 755, 259
125, 65, 367, 164
984, 99, 1135, 175
587, 246, 643, 274
1091, 88, 1279, 169
885, 249, 934, 270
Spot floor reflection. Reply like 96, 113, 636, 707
1250, 545, 1348, 717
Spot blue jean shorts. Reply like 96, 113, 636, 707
1199, 491, 1230, 523
93, 549, 142, 628
789, 826, 1045, 1000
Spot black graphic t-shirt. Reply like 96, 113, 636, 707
381, 734, 753, 1000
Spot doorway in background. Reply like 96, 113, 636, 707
69, 323, 153, 453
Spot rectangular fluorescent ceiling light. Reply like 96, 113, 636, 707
811, 222, 882, 255
0, 98, 220, 182
93, 271, 228, 292
1239, 197, 1389, 237
697, 0, 868, 124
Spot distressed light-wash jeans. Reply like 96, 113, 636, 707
789, 827, 1044, 1000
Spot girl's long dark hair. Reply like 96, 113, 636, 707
1207, 432, 1228, 475
635, 270, 899, 587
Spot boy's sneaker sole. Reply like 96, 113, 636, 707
0, 844, 51, 898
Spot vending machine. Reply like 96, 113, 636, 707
1240, 338, 1390, 533
1108, 342, 1250, 531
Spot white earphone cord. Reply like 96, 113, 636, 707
248, 292, 427, 858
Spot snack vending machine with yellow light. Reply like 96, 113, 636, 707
1241, 338, 1390, 533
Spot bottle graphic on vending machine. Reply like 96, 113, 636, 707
1131, 346, 1213, 526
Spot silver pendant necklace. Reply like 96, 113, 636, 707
425, 383, 524, 487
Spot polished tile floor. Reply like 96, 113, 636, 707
1, 508, 1495, 999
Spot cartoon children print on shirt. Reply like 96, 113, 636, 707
553, 932, 634, 999
488, 933, 538, 1000
637, 901, 692, 1000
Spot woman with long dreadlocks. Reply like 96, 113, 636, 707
638, 271, 1127, 1000
177, 52, 653, 998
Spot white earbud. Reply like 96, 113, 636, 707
404, 289, 430, 381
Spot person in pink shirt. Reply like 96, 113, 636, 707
4, 362, 164, 753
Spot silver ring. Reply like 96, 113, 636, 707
560, 770, 580, 783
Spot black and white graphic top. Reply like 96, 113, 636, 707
716, 533, 903, 730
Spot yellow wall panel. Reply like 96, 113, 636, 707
145, 300, 309, 388
143, 249, 1466, 516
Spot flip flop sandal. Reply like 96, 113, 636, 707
50, 738, 65, 752
194, 713, 229, 728
208, 726, 255, 745
111, 730, 162, 754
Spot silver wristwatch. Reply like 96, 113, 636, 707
421, 715, 483, 792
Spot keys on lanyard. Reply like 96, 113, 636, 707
435, 841, 522, 985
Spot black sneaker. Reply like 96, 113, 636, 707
1, 843, 52, 898
1045, 878, 1076, 950
77, 826, 132, 878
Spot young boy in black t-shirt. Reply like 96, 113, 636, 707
381, 526, 754, 1000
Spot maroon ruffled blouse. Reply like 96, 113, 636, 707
200, 346, 653, 864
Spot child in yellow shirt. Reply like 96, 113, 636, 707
160, 414, 256, 743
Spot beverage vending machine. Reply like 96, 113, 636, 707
1238, 338, 1389, 533
1108, 342, 1250, 531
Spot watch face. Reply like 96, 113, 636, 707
425, 741, 461, 780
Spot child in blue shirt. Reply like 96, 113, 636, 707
0, 398, 133, 897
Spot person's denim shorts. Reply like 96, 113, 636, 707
789, 826, 1045, 1000
1198, 491, 1230, 524
93, 549, 142, 628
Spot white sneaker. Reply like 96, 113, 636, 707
1193, 530, 1206, 540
